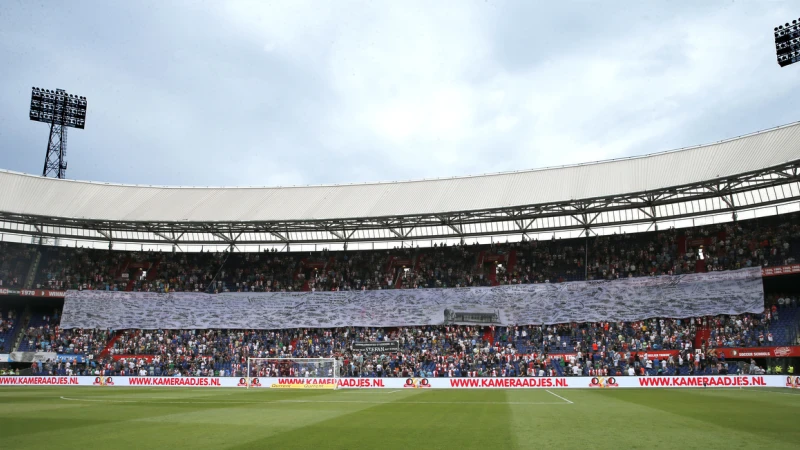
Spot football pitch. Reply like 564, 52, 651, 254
0, 387, 798, 449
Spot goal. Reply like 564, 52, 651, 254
246, 357, 340, 389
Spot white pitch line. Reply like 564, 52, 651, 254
275, 399, 567, 405
60, 396, 568, 406
544, 390, 574, 404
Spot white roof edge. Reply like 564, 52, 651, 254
3, 120, 799, 191
2, 121, 800, 223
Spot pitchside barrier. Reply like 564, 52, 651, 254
0, 375, 796, 389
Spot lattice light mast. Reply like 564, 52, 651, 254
775, 18, 800, 67
29, 87, 87, 179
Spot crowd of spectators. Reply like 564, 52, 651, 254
21, 323, 109, 355
24, 298, 798, 378
7, 213, 794, 295
2, 214, 798, 378
0, 242, 37, 289
0, 309, 18, 353
36, 245, 128, 291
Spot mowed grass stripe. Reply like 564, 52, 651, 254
0, 390, 246, 445
117, 389, 428, 449
237, 389, 517, 450
589, 389, 800, 448
53, 387, 569, 405
0, 388, 397, 449
1, 387, 797, 449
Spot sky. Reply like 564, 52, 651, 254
0, 0, 798, 188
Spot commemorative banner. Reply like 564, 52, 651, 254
8, 352, 57, 363
352, 341, 400, 353
60, 268, 764, 329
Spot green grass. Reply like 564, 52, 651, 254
0, 387, 798, 449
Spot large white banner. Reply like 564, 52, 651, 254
60, 268, 763, 330
9, 352, 57, 363
0, 375, 792, 389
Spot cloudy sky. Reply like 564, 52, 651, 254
0, 1, 798, 187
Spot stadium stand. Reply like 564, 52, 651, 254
2, 207, 800, 379
17, 295, 799, 378
10, 213, 799, 293
0, 307, 21, 353
0, 242, 36, 289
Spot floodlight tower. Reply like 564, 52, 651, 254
774, 18, 800, 67
29, 87, 87, 179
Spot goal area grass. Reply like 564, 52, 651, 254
0, 386, 797, 449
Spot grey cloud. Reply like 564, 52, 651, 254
0, 0, 798, 189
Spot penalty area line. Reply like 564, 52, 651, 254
545, 390, 574, 404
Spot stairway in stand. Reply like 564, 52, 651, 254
482, 328, 495, 345
98, 331, 123, 359
24, 250, 42, 289
487, 264, 498, 286
506, 250, 517, 274
694, 324, 710, 349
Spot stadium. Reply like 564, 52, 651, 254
2, 3, 800, 450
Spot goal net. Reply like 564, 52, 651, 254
246, 357, 340, 389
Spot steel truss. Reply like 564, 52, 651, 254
1, 161, 799, 247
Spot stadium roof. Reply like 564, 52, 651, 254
1, 122, 800, 248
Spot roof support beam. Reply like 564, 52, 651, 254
1, 161, 799, 246
203, 225, 241, 245
95, 229, 112, 241
437, 215, 465, 238
327, 229, 346, 241
149, 229, 184, 244
378, 220, 417, 240
269, 231, 289, 243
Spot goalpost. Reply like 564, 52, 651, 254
246, 357, 340, 389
